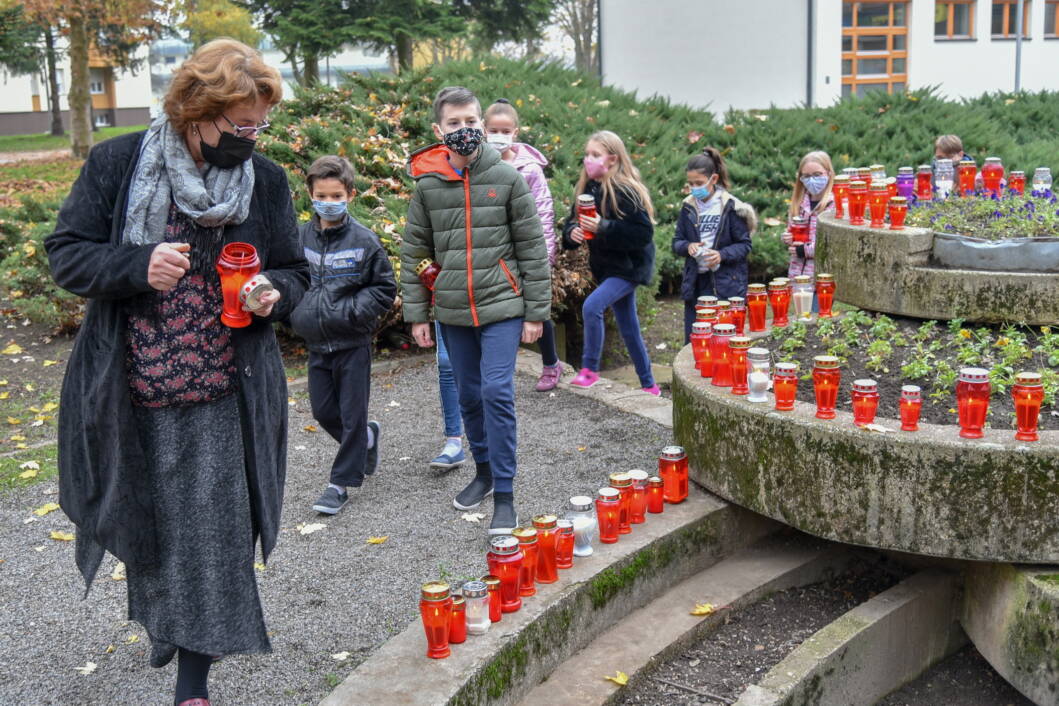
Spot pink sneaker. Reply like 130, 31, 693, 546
569, 368, 600, 389
535, 363, 562, 391
642, 384, 661, 396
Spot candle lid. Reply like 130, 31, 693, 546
869, 180, 889, 191
661, 445, 686, 460
774, 362, 798, 376
1016, 371, 1042, 385
1011, 170, 1025, 177
597, 487, 620, 502
713, 323, 736, 335
849, 179, 867, 189
853, 378, 877, 392
959, 158, 976, 166
627, 469, 649, 483
869, 163, 884, 171
570, 495, 593, 512
696, 308, 718, 321
890, 196, 907, 204
728, 296, 745, 306
691, 322, 712, 337
773, 277, 790, 283
512, 527, 539, 543
958, 367, 990, 383
648, 476, 663, 486
697, 295, 719, 305
793, 275, 811, 284
421, 581, 451, 600
857, 167, 872, 176
556, 518, 574, 534
816, 273, 834, 282
729, 336, 752, 349
451, 595, 466, 609
901, 384, 922, 399
897, 166, 913, 175
608, 472, 632, 488
715, 300, 731, 310
415, 258, 436, 276
1034, 167, 1051, 174
917, 164, 932, 171
768, 281, 787, 291
577, 193, 596, 206
985, 157, 1002, 164
462, 580, 488, 598
532, 514, 558, 529
747, 347, 770, 358
747, 283, 767, 293
480, 574, 501, 587
834, 174, 850, 183
813, 355, 840, 369
490, 535, 521, 554
791, 216, 809, 226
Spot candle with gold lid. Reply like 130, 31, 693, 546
647, 476, 665, 514
851, 379, 880, 426
511, 527, 539, 596
832, 174, 850, 218
691, 321, 712, 376
608, 472, 633, 534
420, 581, 453, 658
957, 368, 990, 439
900, 385, 922, 432
847, 180, 867, 225
448, 595, 467, 644
555, 519, 575, 569
957, 159, 976, 196
532, 514, 559, 584
1012, 372, 1044, 442
479, 574, 502, 623
596, 488, 620, 543
815, 273, 835, 318
867, 181, 889, 228
729, 336, 752, 395
812, 355, 841, 419
768, 281, 790, 329
773, 362, 798, 411
728, 296, 747, 334
627, 469, 649, 524
746, 284, 768, 332
486, 536, 524, 613
888, 196, 908, 230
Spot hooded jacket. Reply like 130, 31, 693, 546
400, 142, 550, 327
560, 180, 655, 287
672, 189, 756, 301
290, 214, 397, 353
787, 192, 834, 279
507, 143, 557, 265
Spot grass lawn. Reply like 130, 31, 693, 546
0, 443, 57, 491
0, 125, 146, 153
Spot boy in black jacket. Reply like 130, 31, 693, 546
290, 156, 397, 514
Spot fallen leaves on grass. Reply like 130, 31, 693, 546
43, 360, 58, 367
2, 343, 23, 355
0, 392, 7, 399
461, 512, 486, 523
366, 536, 388, 544
7, 417, 20, 425
690, 603, 715, 616
18, 461, 38, 479
298, 522, 326, 535
33, 502, 60, 516
74, 661, 97, 676
50, 530, 74, 541
41, 402, 58, 413
604, 671, 629, 686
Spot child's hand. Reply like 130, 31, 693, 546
569, 227, 586, 244
579, 214, 600, 233
411, 322, 434, 348
521, 321, 543, 344
687, 242, 701, 257
701, 249, 721, 268
781, 231, 794, 246
247, 289, 281, 318
788, 245, 798, 257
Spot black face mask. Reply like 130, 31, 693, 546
201, 126, 256, 169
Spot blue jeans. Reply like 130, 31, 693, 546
439, 318, 523, 493
435, 321, 462, 438
582, 277, 654, 388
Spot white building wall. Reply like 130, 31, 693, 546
113, 49, 153, 109
814, 0, 845, 106
599, 0, 811, 115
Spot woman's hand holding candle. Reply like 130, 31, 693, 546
148, 242, 191, 292
247, 288, 281, 317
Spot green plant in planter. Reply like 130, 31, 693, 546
907, 190, 1059, 240
865, 338, 894, 373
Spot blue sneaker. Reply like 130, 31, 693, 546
430, 440, 465, 470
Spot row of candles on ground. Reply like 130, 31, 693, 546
419, 448, 692, 659
689, 323, 1047, 441
692, 278, 835, 337
829, 162, 1054, 230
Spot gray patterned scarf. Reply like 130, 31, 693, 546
123, 115, 254, 250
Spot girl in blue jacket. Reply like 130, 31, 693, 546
672, 147, 756, 342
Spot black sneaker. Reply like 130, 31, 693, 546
365, 420, 381, 476
312, 486, 349, 515
452, 476, 494, 511
489, 497, 518, 536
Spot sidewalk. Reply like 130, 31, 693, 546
0, 356, 673, 704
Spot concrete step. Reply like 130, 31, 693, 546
517, 533, 849, 706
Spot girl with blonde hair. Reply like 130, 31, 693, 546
562, 130, 659, 395
781, 150, 835, 278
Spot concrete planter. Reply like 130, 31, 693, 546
933, 232, 1059, 274
671, 346, 1059, 563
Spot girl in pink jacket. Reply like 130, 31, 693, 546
781, 150, 835, 279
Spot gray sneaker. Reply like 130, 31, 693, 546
312, 486, 349, 515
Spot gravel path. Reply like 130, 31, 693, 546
0, 359, 670, 705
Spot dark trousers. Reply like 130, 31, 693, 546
684, 272, 717, 343
308, 346, 371, 488
439, 317, 522, 493
538, 319, 560, 367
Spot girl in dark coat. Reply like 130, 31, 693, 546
44, 39, 308, 706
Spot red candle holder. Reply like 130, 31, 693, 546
480, 574, 502, 623
1012, 371, 1044, 442
578, 194, 598, 240
627, 469, 649, 524
767, 282, 790, 329
449, 595, 467, 644
888, 197, 908, 230
596, 488, 621, 543
710, 323, 736, 387
957, 159, 976, 196
815, 273, 835, 318
956, 367, 990, 439
647, 476, 665, 513
1009, 170, 1025, 195
773, 362, 798, 411
867, 182, 889, 228
832, 175, 849, 219
728, 297, 747, 335
415, 258, 441, 292
746, 284, 768, 332
812, 355, 841, 419
729, 336, 751, 395
511, 527, 539, 595
915, 165, 933, 202
900, 385, 922, 432
790, 216, 810, 244
487, 536, 524, 613
555, 519, 575, 569
658, 445, 688, 504
216, 242, 260, 328
690, 321, 712, 376
715, 301, 735, 327
420, 581, 453, 659
982, 157, 1004, 197
532, 515, 559, 584
608, 472, 633, 534
851, 379, 879, 426
847, 180, 868, 225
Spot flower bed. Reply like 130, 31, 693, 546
907, 189, 1059, 240
765, 310, 1057, 431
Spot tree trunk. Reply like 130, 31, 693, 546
395, 32, 413, 74
43, 26, 63, 137
66, 13, 92, 158
302, 52, 319, 86
285, 49, 303, 87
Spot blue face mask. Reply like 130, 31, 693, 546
801, 175, 829, 196
313, 200, 348, 221
691, 185, 712, 201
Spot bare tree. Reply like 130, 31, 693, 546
553, 0, 596, 74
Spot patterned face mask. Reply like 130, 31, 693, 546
443, 127, 484, 156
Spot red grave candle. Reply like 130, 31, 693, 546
847, 180, 868, 225
1012, 371, 1044, 442
851, 379, 879, 426
480, 574, 502, 623
832, 175, 849, 219
216, 242, 260, 328
867, 182, 889, 228
790, 216, 810, 244
729, 336, 751, 395
746, 284, 768, 332
608, 472, 633, 534
415, 258, 441, 291
696, 295, 719, 313
691, 321, 713, 378
486, 537, 524, 613
888, 197, 908, 230
710, 323, 736, 387
596, 488, 621, 543
448, 595, 467, 644
532, 515, 560, 584
420, 581, 453, 659
577, 194, 598, 240
956, 367, 990, 439
658, 445, 688, 504
957, 159, 976, 196
812, 355, 841, 419
773, 362, 798, 411
1009, 170, 1026, 195
627, 469, 649, 524
815, 273, 835, 318
768, 282, 790, 329
982, 157, 1004, 197
647, 476, 665, 514
555, 519, 575, 569
728, 297, 747, 334
915, 165, 933, 201
511, 528, 539, 596
886, 177, 898, 200
900, 385, 922, 432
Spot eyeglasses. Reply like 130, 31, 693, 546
219, 114, 270, 139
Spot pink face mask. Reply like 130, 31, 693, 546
583, 156, 609, 180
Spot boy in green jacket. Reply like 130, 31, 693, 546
401, 86, 550, 535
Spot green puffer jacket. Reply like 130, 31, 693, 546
400, 142, 551, 327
